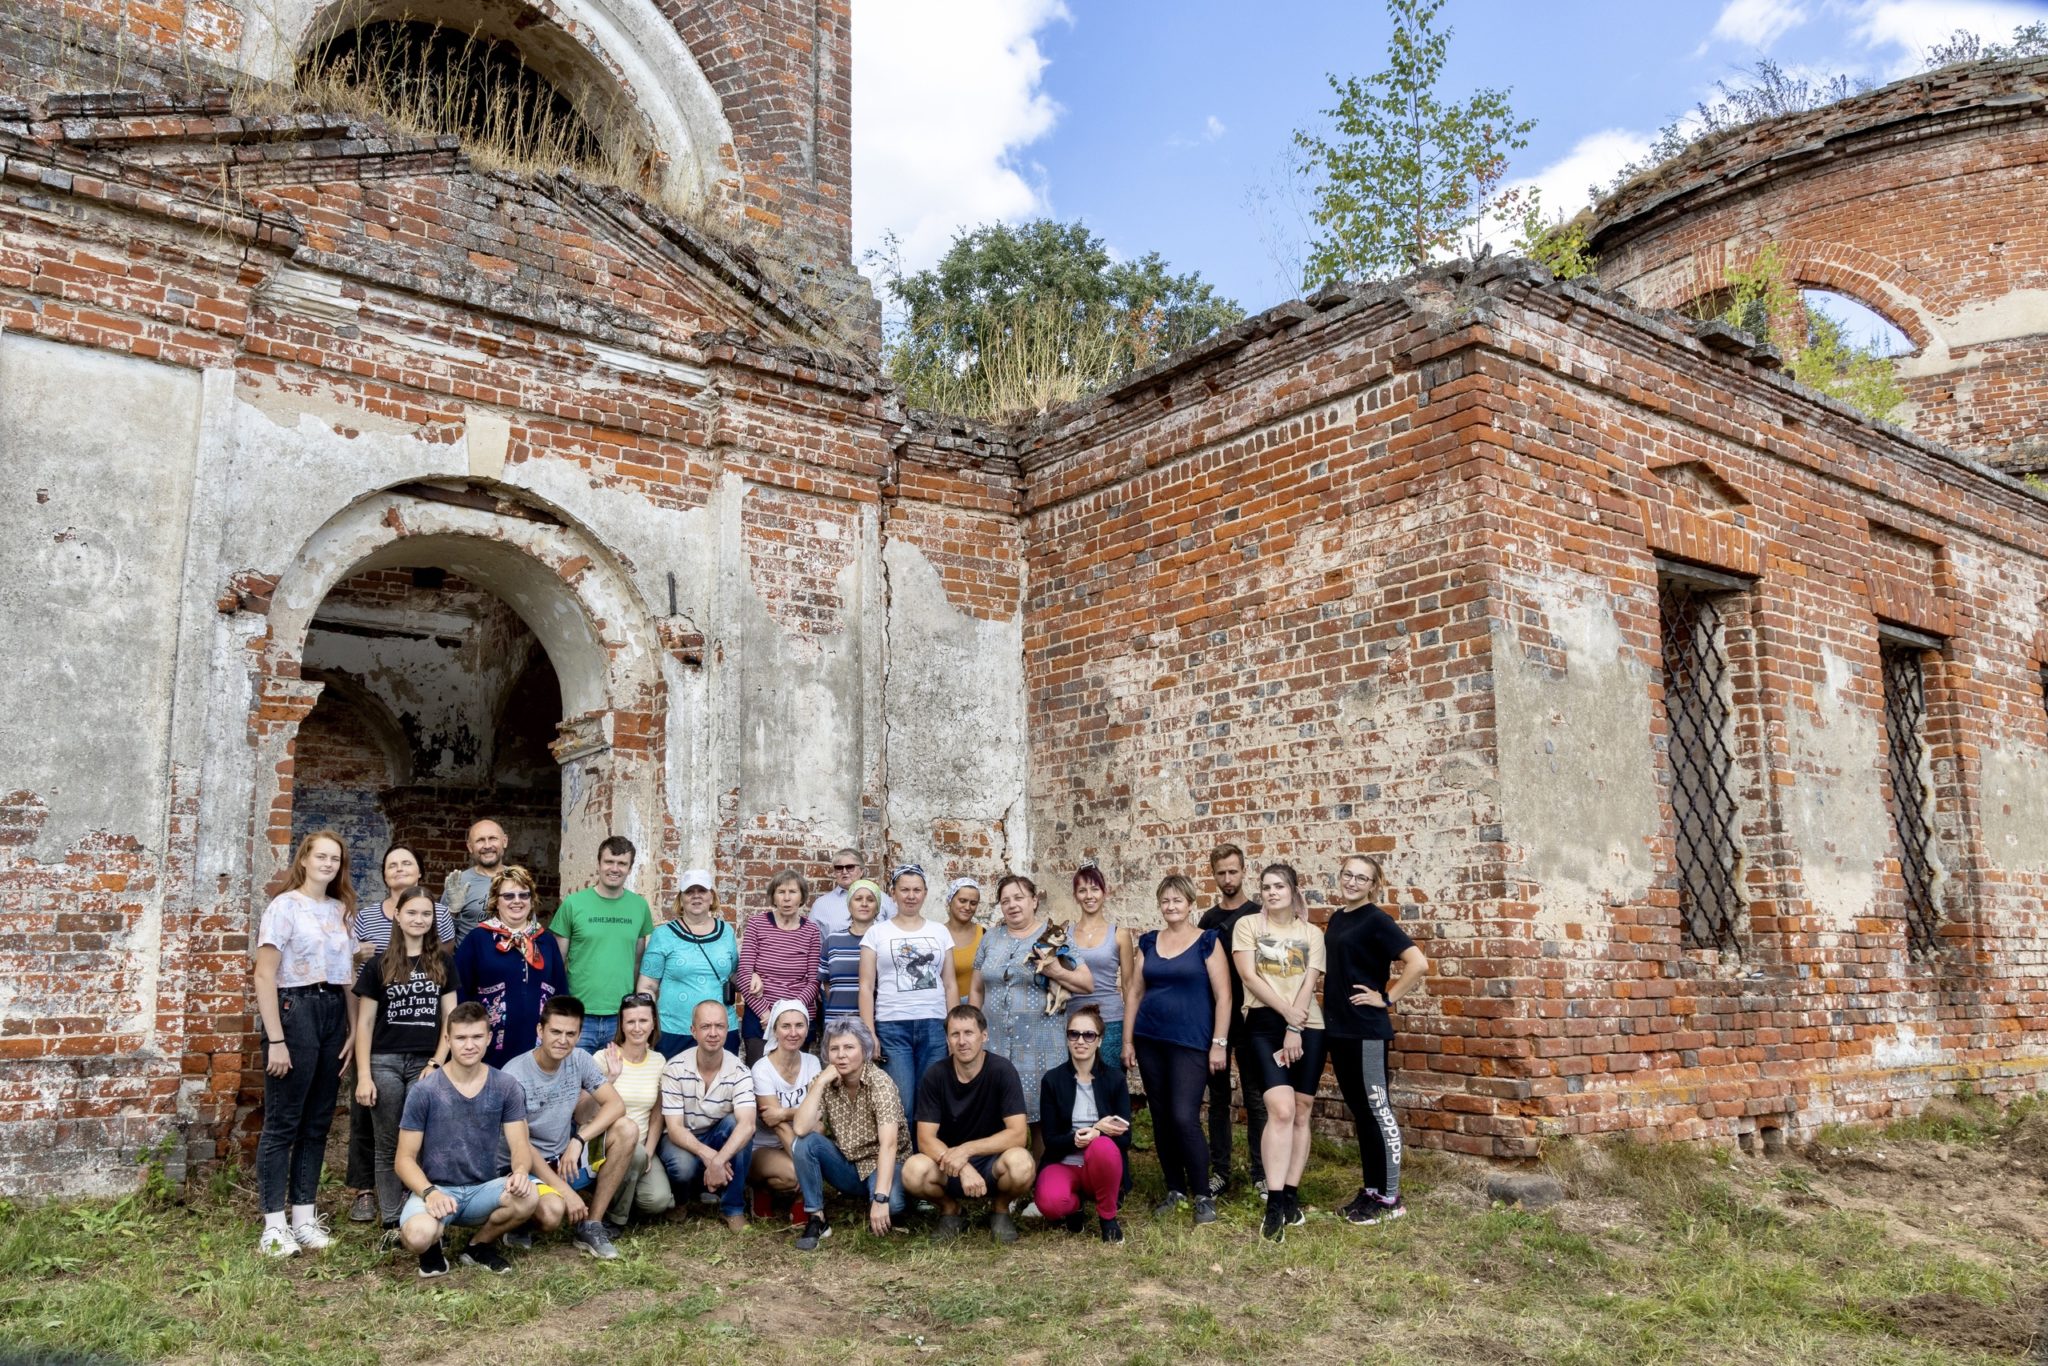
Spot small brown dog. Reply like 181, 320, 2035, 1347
1028, 921, 1079, 1016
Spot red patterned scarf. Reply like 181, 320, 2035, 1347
483, 918, 546, 971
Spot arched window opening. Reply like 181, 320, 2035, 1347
296, 18, 648, 184
1801, 289, 1915, 358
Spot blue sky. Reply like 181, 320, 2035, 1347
852, 0, 2048, 316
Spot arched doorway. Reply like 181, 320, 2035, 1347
290, 566, 569, 910
255, 484, 667, 921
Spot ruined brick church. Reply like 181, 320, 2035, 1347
4, 1, 2045, 1194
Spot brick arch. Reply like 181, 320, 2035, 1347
286, 0, 739, 205
1640, 239, 1948, 353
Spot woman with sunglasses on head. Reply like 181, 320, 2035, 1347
452, 864, 567, 1069
1324, 854, 1427, 1226
352, 887, 454, 1240
595, 992, 671, 1230
737, 870, 823, 1065
636, 870, 739, 1059
1123, 873, 1231, 1226
1232, 862, 1326, 1243
1034, 1003, 1132, 1243
861, 864, 957, 1127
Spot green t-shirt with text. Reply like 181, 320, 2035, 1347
553, 887, 654, 1010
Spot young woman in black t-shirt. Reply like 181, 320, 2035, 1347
1322, 855, 1428, 1225
352, 889, 454, 1236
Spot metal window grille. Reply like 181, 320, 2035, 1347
1879, 642, 1941, 957
1658, 578, 1743, 952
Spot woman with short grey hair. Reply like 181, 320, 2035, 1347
787, 1015, 906, 1249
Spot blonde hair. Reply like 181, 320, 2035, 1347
489, 865, 538, 917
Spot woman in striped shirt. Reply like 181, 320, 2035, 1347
738, 870, 824, 1064
818, 880, 883, 1043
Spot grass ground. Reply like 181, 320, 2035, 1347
4, 1095, 2044, 1366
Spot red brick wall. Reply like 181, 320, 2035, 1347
1590, 57, 2048, 474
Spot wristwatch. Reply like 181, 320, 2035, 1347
870, 1190, 892, 1204
1211, 1037, 1228, 1048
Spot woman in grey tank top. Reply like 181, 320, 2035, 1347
1067, 863, 1134, 1061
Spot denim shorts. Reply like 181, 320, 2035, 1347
399, 1176, 509, 1228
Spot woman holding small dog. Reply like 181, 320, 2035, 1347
970, 874, 1090, 1123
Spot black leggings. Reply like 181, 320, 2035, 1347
1329, 1037, 1402, 1199
1134, 1036, 1211, 1198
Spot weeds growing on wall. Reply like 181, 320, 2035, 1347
1701, 245, 1907, 424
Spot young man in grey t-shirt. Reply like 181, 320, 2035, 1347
498, 996, 633, 1259
394, 1002, 537, 1277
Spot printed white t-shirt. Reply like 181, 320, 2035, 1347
862, 918, 953, 1022
748, 1050, 821, 1150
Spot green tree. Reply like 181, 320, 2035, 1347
880, 219, 1243, 419
1294, 0, 1534, 287
1715, 245, 1906, 424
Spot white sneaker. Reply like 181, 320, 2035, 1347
290, 1217, 334, 1251
259, 1226, 299, 1259
1018, 1201, 1042, 1220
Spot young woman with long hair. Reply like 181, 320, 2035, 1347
1231, 862, 1326, 1242
253, 830, 359, 1257
597, 994, 670, 1228
352, 887, 453, 1237
1067, 863, 1135, 1063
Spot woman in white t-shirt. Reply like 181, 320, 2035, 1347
747, 999, 823, 1223
253, 829, 359, 1259
598, 993, 670, 1228
860, 864, 959, 1128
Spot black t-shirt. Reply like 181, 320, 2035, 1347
915, 1051, 1028, 1149
1198, 901, 1260, 1017
1321, 904, 1416, 1041
353, 955, 447, 1056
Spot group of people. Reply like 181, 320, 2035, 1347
252, 820, 1429, 1272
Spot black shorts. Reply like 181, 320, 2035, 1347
1241, 1018, 1328, 1096
942, 1153, 1003, 1201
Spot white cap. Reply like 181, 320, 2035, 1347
680, 868, 715, 892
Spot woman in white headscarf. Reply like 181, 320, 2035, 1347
941, 877, 984, 1003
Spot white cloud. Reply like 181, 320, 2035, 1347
852, 0, 1070, 273
1840, 0, 2048, 74
1481, 129, 1656, 252
1168, 114, 1229, 148
1712, 0, 1811, 48
1204, 114, 1226, 140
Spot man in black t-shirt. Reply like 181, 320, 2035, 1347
1196, 842, 1266, 1194
901, 1005, 1036, 1244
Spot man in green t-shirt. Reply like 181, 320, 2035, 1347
552, 836, 654, 1052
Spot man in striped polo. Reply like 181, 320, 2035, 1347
656, 998, 757, 1230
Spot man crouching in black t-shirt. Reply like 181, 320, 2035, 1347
901, 1005, 1036, 1245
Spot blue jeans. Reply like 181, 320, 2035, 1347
658, 1030, 695, 1060
877, 1017, 947, 1127
791, 1131, 903, 1218
399, 1176, 510, 1230
579, 1014, 618, 1053
657, 1116, 752, 1217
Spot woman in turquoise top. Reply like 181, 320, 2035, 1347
636, 869, 739, 1056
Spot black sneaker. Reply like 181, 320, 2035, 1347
379, 1223, 403, 1255
502, 1219, 536, 1251
932, 1213, 967, 1244
1351, 1195, 1406, 1226
989, 1210, 1020, 1245
417, 1240, 449, 1278
1286, 1194, 1306, 1227
1192, 1195, 1218, 1225
794, 1214, 831, 1252
1207, 1171, 1229, 1196
1151, 1191, 1188, 1218
1062, 1211, 1086, 1235
1338, 1187, 1375, 1221
1260, 1201, 1286, 1243
460, 1241, 513, 1275
1099, 1215, 1124, 1244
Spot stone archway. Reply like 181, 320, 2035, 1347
254, 485, 667, 909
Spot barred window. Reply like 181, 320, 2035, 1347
1657, 569, 1745, 952
1878, 632, 1942, 958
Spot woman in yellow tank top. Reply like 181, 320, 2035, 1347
941, 877, 985, 1001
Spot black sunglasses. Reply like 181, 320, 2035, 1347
618, 992, 655, 1009
1066, 1030, 1101, 1042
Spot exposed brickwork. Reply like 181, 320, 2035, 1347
1590, 57, 2048, 474
741, 483, 858, 635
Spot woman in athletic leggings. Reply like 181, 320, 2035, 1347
1323, 854, 1428, 1225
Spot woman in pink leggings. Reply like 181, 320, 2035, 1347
1033, 1003, 1132, 1243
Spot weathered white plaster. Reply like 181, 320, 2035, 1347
1493, 573, 1659, 932
0, 334, 202, 858
1781, 647, 1889, 931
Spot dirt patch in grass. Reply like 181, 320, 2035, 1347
1878, 1288, 2045, 1357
